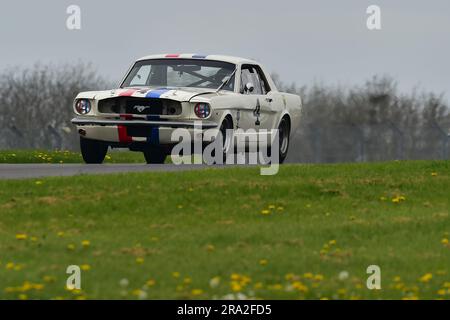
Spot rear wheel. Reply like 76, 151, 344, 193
143, 146, 167, 164
277, 117, 290, 163
80, 137, 108, 164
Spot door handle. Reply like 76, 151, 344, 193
265, 97, 273, 103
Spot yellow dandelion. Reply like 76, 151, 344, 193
135, 257, 144, 264
292, 281, 308, 293
254, 282, 263, 290
146, 279, 156, 287
285, 273, 295, 281
32, 284, 44, 290
15, 234, 27, 240
5, 262, 15, 270
437, 289, 446, 295
230, 273, 240, 281
314, 274, 324, 281
57, 231, 65, 237
175, 285, 184, 292
206, 244, 215, 252
419, 273, 433, 283
191, 289, 203, 296
43, 276, 55, 283
35, 181, 43, 185
402, 296, 418, 300
18, 294, 28, 300
260, 209, 270, 215
431, 172, 438, 176
268, 205, 276, 209
270, 284, 283, 290
172, 272, 180, 278
259, 259, 268, 266
231, 282, 242, 292
81, 240, 90, 247
67, 244, 75, 250
338, 288, 347, 295
183, 277, 192, 285
80, 264, 91, 271
441, 238, 449, 245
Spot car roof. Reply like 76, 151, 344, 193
136, 53, 260, 65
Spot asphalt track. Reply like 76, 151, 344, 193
0, 164, 217, 180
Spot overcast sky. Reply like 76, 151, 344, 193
1, 0, 449, 97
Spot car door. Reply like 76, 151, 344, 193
237, 64, 277, 132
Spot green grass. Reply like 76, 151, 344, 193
0, 150, 145, 164
0, 161, 449, 300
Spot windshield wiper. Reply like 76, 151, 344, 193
216, 68, 237, 93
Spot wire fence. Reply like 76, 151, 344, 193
287, 122, 450, 163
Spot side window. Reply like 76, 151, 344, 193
240, 65, 263, 95
254, 66, 271, 94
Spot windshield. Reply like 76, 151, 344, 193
121, 59, 236, 91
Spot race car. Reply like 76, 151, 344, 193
71, 54, 302, 164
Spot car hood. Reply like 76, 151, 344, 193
76, 87, 220, 102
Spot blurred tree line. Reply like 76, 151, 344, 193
0, 63, 111, 150
0, 63, 448, 162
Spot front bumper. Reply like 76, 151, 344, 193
71, 117, 218, 144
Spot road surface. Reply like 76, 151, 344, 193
0, 164, 217, 180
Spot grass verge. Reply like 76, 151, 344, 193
0, 161, 449, 299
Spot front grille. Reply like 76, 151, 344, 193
98, 97, 181, 116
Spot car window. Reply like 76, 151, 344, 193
129, 65, 151, 86
253, 66, 271, 94
240, 65, 263, 95
122, 59, 235, 91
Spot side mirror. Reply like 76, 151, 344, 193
244, 82, 254, 93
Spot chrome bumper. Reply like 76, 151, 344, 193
71, 117, 218, 129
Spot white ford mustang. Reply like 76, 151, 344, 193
71, 54, 302, 164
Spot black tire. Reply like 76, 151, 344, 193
219, 116, 233, 163
80, 137, 108, 164
143, 146, 167, 164
277, 117, 290, 163
202, 116, 233, 164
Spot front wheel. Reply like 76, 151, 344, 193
143, 146, 167, 164
80, 137, 108, 164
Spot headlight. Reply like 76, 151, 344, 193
75, 99, 91, 114
194, 103, 211, 118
